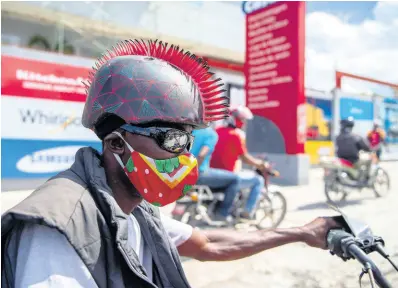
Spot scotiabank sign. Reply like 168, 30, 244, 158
1, 55, 89, 102
245, 2, 306, 154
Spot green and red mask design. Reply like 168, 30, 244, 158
112, 132, 198, 207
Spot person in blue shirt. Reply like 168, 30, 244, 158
191, 126, 240, 222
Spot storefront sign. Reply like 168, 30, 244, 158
340, 97, 374, 120
1, 139, 102, 178
245, 1, 306, 154
1, 96, 98, 141
242, 1, 276, 14
1, 55, 89, 102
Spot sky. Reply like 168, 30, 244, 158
306, 1, 378, 24
25, 1, 398, 97
303, 1, 398, 96
226, 1, 397, 96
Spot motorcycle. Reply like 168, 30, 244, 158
327, 205, 398, 287
171, 163, 287, 229
319, 151, 390, 203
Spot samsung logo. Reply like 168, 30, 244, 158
242, 1, 276, 14
16, 146, 82, 173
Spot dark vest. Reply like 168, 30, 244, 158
1, 148, 191, 288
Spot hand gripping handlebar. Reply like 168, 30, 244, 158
327, 229, 392, 288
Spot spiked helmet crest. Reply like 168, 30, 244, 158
82, 39, 230, 138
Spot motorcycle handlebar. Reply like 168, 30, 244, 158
254, 160, 280, 177
347, 245, 392, 288
327, 230, 392, 288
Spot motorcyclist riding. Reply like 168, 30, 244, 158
190, 125, 241, 223
210, 105, 269, 220
336, 117, 371, 180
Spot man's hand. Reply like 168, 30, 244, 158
259, 161, 270, 171
300, 217, 341, 249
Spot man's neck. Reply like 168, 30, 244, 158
108, 178, 143, 215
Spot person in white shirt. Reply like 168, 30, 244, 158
15, 213, 192, 287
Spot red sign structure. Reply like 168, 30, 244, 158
245, 1, 306, 154
1, 55, 90, 102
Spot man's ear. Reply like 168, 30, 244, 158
103, 133, 125, 155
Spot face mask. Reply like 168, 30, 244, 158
112, 132, 199, 207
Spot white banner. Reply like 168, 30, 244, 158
1, 96, 99, 141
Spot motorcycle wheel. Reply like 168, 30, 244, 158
324, 173, 347, 204
255, 191, 287, 229
372, 168, 390, 198
325, 183, 347, 204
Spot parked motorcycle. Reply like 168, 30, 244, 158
327, 205, 397, 287
172, 163, 287, 229
319, 151, 390, 203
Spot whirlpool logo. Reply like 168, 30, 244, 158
16, 146, 82, 173
19, 109, 82, 128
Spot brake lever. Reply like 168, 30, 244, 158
359, 263, 377, 288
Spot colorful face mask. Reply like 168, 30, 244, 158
112, 132, 199, 207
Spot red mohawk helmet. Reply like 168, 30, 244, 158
82, 39, 229, 139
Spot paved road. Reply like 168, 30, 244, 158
182, 162, 398, 288
2, 162, 397, 287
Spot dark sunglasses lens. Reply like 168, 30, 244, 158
186, 136, 194, 152
163, 130, 190, 153
186, 142, 192, 152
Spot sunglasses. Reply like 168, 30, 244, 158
120, 124, 195, 154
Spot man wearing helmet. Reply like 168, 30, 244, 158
367, 120, 386, 160
210, 105, 269, 220
2, 39, 339, 288
336, 117, 371, 179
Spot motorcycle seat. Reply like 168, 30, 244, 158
339, 158, 354, 168
192, 185, 225, 193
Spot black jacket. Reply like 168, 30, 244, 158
336, 130, 370, 163
2, 147, 191, 288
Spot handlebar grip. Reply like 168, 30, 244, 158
347, 243, 392, 288
327, 229, 352, 256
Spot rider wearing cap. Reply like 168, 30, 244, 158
210, 105, 269, 219
2, 39, 339, 288
367, 120, 386, 160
